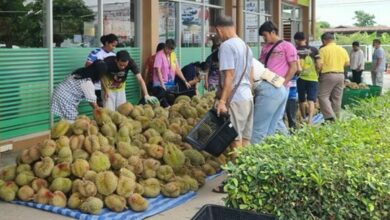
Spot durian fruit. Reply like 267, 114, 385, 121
109, 153, 129, 170
131, 133, 147, 148
98, 134, 113, 153
140, 178, 160, 198
182, 175, 199, 191
143, 128, 160, 141
56, 136, 70, 150
134, 183, 144, 195
175, 95, 191, 104
34, 187, 51, 204
143, 106, 155, 119
72, 149, 89, 160
127, 193, 149, 212
51, 120, 70, 139
144, 144, 164, 159
161, 182, 181, 198
93, 108, 112, 126
117, 142, 140, 158
31, 178, 48, 192
148, 119, 167, 134
67, 192, 84, 209
156, 165, 175, 182
104, 194, 127, 212
183, 149, 206, 166
56, 146, 73, 163
88, 124, 99, 136
0, 165, 16, 181
49, 177, 72, 193
79, 197, 104, 215
206, 159, 222, 172
77, 180, 97, 197
69, 135, 85, 151
202, 163, 217, 175
72, 118, 90, 135
71, 159, 90, 178
83, 170, 97, 183
95, 171, 118, 196
142, 158, 161, 179
0, 180, 4, 188
0, 181, 18, 202
115, 126, 131, 143
129, 121, 143, 136
163, 130, 182, 145
49, 191, 67, 207
51, 162, 71, 178
84, 135, 101, 154
116, 175, 136, 197
101, 122, 117, 138
117, 102, 134, 116
33, 157, 54, 178
191, 168, 206, 186
16, 164, 31, 174
20, 146, 41, 164
154, 106, 169, 118
17, 185, 34, 201
163, 142, 185, 169
89, 151, 111, 172
39, 139, 57, 157
118, 168, 136, 181
15, 170, 35, 186
172, 176, 190, 194
148, 136, 163, 145
169, 123, 182, 135
111, 111, 126, 126
130, 106, 145, 119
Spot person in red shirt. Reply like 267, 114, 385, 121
143, 43, 165, 92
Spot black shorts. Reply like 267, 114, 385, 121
297, 78, 318, 102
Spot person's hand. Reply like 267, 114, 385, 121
371, 69, 377, 74
216, 100, 228, 117
185, 81, 191, 89
103, 91, 109, 101
145, 95, 159, 105
161, 84, 167, 90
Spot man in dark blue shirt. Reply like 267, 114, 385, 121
175, 61, 209, 97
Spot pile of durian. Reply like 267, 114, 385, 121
0, 93, 228, 215
345, 82, 369, 89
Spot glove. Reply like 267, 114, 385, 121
145, 95, 159, 105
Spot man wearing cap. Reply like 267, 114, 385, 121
294, 32, 320, 124
317, 32, 349, 121
102, 50, 158, 111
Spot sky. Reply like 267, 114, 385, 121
316, 0, 390, 27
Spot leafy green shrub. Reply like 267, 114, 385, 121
224, 94, 390, 219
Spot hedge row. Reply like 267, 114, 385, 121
224, 93, 390, 219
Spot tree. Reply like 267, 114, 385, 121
353, 10, 376, 27
315, 21, 331, 40
0, 0, 94, 48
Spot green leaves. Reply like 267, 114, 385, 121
223, 92, 390, 219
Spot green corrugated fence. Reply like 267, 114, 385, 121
0, 47, 141, 141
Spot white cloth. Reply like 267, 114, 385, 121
350, 49, 365, 70
51, 76, 96, 121
252, 58, 266, 82
102, 89, 127, 111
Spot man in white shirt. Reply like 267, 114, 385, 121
350, 41, 365, 84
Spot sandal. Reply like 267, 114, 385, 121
212, 184, 226, 193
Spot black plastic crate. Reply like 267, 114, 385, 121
192, 204, 277, 220
185, 109, 237, 157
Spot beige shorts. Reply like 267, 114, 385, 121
229, 99, 254, 141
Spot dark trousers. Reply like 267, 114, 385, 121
285, 99, 297, 129
351, 70, 363, 84
95, 90, 103, 107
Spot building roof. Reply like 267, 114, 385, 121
323, 26, 390, 34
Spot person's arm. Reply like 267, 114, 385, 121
317, 48, 324, 72
135, 73, 149, 97
284, 44, 299, 85
80, 80, 99, 109
100, 76, 109, 100
142, 58, 151, 83
175, 67, 191, 88
284, 61, 298, 85
216, 69, 234, 116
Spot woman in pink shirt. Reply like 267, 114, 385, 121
152, 39, 190, 107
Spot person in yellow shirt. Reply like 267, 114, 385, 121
317, 32, 349, 121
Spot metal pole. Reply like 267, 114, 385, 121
97, 0, 103, 42
47, 0, 54, 126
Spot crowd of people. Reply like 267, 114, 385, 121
51, 15, 386, 142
